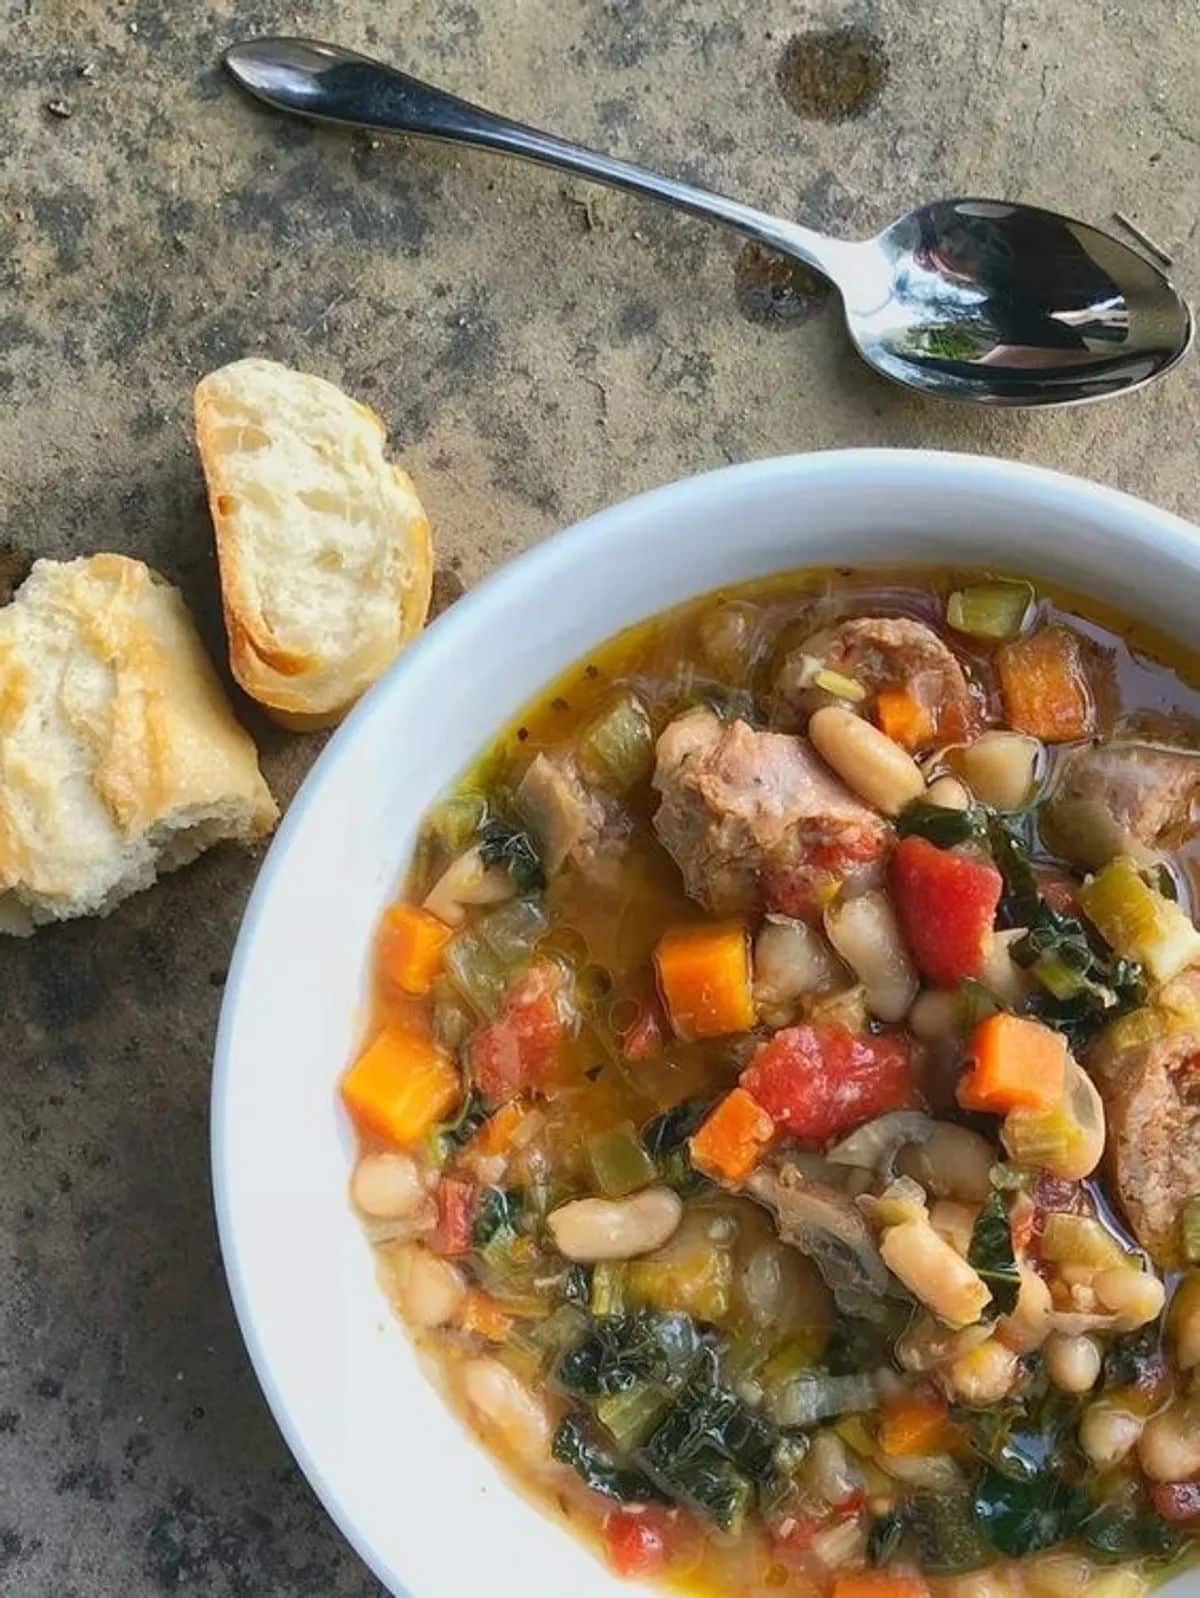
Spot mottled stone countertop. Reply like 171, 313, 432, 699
1, 1, 1197, 1593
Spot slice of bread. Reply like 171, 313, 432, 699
194, 358, 433, 729
0, 554, 278, 936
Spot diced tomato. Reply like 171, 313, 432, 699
604, 1506, 674, 1578
741, 1023, 914, 1145
772, 1510, 823, 1550
470, 963, 564, 1103
1151, 1481, 1200, 1522
889, 835, 1002, 987
621, 995, 665, 1062
432, 1176, 476, 1255
765, 829, 886, 920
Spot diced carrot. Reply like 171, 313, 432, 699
456, 1288, 514, 1342
654, 922, 755, 1040
689, 1087, 775, 1182
877, 1391, 962, 1456
875, 687, 934, 751
472, 1098, 527, 1158
832, 1576, 931, 1598
378, 903, 452, 995
996, 625, 1093, 743
341, 1026, 460, 1147
957, 1012, 1067, 1114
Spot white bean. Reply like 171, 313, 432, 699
977, 927, 1034, 1008
898, 1123, 996, 1203
1079, 1402, 1143, 1468
925, 775, 972, 811
461, 1358, 554, 1471
1138, 1397, 1200, 1481
1022, 1551, 1097, 1598
938, 1567, 1019, 1598
423, 846, 514, 925
808, 706, 926, 816
392, 1244, 466, 1328
953, 731, 1041, 812
548, 1187, 682, 1262
996, 1266, 1053, 1354
1082, 1574, 1148, 1598
804, 1430, 865, 1508
1169, 1271, 1200, 1369
1093, 1267, 1164, 1330
946, 1336, 1020, 1405
824, 890, 918, 1022
754, 915, 844, 1023
880, 1220, 992, 1327
352, 1152, 425, 1219
1043, 1331, 1102, 1393
930, 1200, 979, 1258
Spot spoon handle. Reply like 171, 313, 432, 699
225, 38, 845, 281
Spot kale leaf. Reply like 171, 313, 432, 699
896, 801, 989, 848
552, 1415, 666, 1504
1079, 1500, 1185, 1562
472, 1186, 525, 1251
905, 1492, 995, 1573
477, 817, 545, 892
971, 1465, 1089, 1557
867, 1509, 906, 1566
967, 1191, 1021, 1317
554, 1311, 706, 1397
640, 1097, 715, 1195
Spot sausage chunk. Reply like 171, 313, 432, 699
652, 707, 889, 916
1045, 741, 1198, 868
1090, 971, 1200, 1265
775, 615, 973, 743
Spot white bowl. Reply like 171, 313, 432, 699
213, 449, 1200, 1598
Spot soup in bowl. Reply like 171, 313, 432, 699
212, 452, 1200, 1598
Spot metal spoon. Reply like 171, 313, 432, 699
225, 37, 1193, 407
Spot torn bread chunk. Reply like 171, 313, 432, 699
0, 554, 277, 935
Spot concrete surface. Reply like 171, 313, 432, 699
1, 0, 1197, 1593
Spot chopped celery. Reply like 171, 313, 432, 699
588, 1123, 657, 1197
1079, 856, 1200, 984
946, 581, 1033, 640
431, 977, 475, 1054
812, 667, 866, 702
596, 1383, 670, 1449
444, 927, 509, 1017
478, 896, 548, 965
425, 791, 487, 853
767, 1370, 879, 1427
626, 1249, 733, 1323
1040, 1212, 1132, 1271
578, 691, 654, 793
958, 978, 1004, 1028
590, 1261, 627, 1317
1181, 1197, 1200, 1265
724, 1326, 779, 1380
1000, 1103, 1074, 1170
834, 1414, 878, 1458
519, 1304, 588, 1356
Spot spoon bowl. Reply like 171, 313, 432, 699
225, 38, 1193, 407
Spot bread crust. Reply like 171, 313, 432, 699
0, 554, 277, 933
194, 359, 433, 726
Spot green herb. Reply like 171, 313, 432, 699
867, 1509, 906, 1566
641, 1097, 714, 1194
986, 813, 1144, 1049
552, 1415, 666, 1504
428, 1088, 488, 1164
896, 801, 988, 847
554, 1311, 706, 1397
478, 818, 545, 892
971, 1465, 1088, 1556
967, 1191, 1021, 1317
472, 1186, 524, 1250
905, 1492, 994, 1573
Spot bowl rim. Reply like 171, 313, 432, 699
211, 446, 1200, 1596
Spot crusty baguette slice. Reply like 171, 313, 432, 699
0, 554, 278, 936
194, 358, 433, 729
